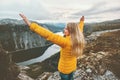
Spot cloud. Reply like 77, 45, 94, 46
0, 0, 120, 22
0, 0, 52, 20
65, 1, 120, 22
72, 7, 120, 17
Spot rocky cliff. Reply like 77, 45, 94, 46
22, 30, 120, 80
0, 18, 120, 80
0, 19, 64, 62
0, 23, 48, 52
0, 18, 64, 52
0, 44, 20, 80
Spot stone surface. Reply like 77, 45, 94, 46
0, 44, 20, 80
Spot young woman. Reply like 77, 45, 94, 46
19, 14, 85, 80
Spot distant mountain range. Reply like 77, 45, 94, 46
0, 18, 120, 51
0, 18, 24, 25
0, 18, 120, 25
84, 19, 120, 35
1, 18, 120, 31
101, 19, 120, 24
0, 18, 120, 63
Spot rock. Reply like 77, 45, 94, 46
0, 44, 20, 80
86, 68, 92, 73
18, 73, 34, 80
0, 44, 34, 80
48, 71, 61, 80
97, 51, 108, 56
19, 65, 30, 70
36, 72, 52, 80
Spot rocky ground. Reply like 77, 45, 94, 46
0, 30, 120, 80
17, 30, 120, 80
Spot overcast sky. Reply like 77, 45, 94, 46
0, 0, 120, 22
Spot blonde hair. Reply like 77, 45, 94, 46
67, 22, 85, 57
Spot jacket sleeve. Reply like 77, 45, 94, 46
30, 23, 67, 47
78, 20, 84, 32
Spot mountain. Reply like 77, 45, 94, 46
40, 23, 65, 32
0, 18, 120, 61
0, 18, 24, 25
0, 18, 65, 32
84, 19, 120, 36
0, 18, 65, 52
0, 18, 120, 51
0, 18, 120, 80
101, 19, 120, 24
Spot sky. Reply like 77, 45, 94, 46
0, 0, 120, 23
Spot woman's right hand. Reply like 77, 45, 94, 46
19, 13, 31, 26
80, 16, 84, 21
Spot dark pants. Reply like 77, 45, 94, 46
59, 72, 74, 80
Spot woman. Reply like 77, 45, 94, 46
19, 14, 85, 80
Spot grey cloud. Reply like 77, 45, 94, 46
66, 1, 120, 22
72, 2, 120, 17
73, 7, 120, 19
73, 2, 107, 16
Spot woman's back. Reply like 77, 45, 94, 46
58, 36, 77, 74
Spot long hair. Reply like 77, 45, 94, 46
67, 22, 85, 57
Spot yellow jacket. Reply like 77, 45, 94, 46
30, 21, 84, 74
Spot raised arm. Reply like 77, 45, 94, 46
19, 14, 31, 26
19, 14, 67, 47
79, 16, 84, 32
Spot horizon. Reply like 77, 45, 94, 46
0, 17, 120, 24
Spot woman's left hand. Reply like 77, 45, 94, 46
19, 13, 31, 27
